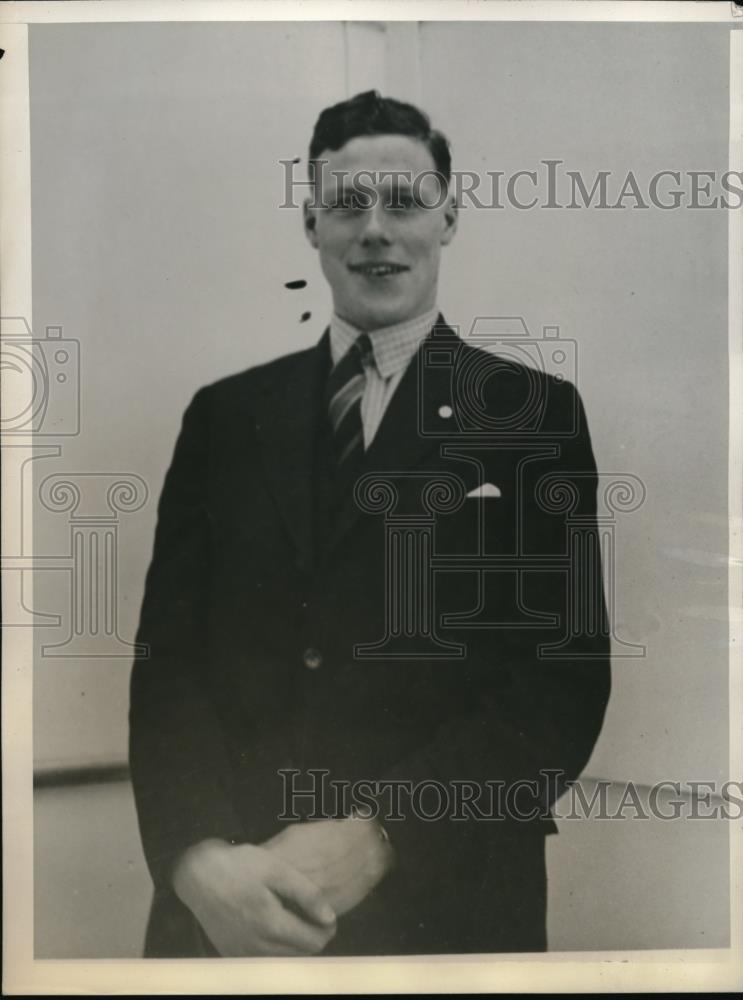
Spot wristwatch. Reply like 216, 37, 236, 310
350, 803, 392, 846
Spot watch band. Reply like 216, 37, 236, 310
350, 803, 392, 847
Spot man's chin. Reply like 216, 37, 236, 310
347, 303, 418, 331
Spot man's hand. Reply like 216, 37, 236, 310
171, 838, 337, 956
263, 816, 395, 918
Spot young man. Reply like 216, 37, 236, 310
129, 90, 611, 957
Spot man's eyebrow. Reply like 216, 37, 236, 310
317, 171, 423, 208
322, 178, 374, 203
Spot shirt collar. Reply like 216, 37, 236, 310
329, 306, 441, 379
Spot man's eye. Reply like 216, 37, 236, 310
328, 196, 369, 213
387, 194, 418, 211
327, 203, 356, 215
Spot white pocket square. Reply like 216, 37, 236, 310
466, 483, 502, 499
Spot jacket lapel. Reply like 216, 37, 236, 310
252, 318, 514, 571
324, 317, 462, 558
252, 330, 330, 573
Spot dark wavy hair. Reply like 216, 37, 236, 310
308, 90, 452, 185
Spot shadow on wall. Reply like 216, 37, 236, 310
33, 778, 729, 958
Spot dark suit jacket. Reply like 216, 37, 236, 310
129, 319, 611, 957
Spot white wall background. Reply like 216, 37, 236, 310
24, 20, 732, 955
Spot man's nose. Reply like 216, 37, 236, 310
359, 200, 392, 244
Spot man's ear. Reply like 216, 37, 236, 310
303, 199, 319, 249
440, 192, 458, 247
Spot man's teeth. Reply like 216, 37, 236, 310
354, 264, 406, 276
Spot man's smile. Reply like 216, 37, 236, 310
348, 262, 410, 278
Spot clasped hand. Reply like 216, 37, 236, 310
172, 817, 393, 956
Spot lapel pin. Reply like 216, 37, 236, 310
438, 404, 453, 419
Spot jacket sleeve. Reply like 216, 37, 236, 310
373, 379, 611, 874
128, 386, 245, 891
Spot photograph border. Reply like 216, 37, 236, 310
1, 1, 741, 993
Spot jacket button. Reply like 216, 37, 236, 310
303, 647, 323, 670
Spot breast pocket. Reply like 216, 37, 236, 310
433, 488, 516, 559
431, 480, 521, 631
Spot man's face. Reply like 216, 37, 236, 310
304, 134, 457, 331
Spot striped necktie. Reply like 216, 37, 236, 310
326, 331, 373, 472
